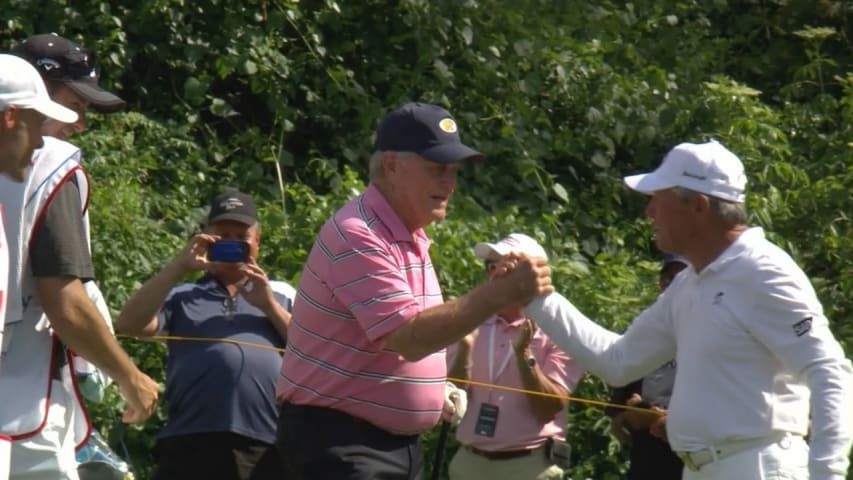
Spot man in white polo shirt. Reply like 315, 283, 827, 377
524, 140, 853, 480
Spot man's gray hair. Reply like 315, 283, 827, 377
369, 151, 420, 182
672, 186, 747, 225
368, 151, 384, 181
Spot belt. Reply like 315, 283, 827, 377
279, 403, 418, 440
675, 432, 792, 472
466, 445, 536, 461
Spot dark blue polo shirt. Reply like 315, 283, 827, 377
156, 275, 295, 444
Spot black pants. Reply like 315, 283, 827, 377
276, 403, 424, 480
153, 432, 285, 480
627, 430, 683, 480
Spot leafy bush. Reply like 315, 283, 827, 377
3, 0, 852, 478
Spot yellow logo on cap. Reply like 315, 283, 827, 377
439, 118, 457, 133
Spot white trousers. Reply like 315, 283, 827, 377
682, 434, 808, 480
10, 380, 79, 480
0, 435, 11, 480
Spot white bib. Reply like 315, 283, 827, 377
0, 137, 91, 444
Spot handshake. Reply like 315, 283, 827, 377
475, 233, 555, 307
484, 254, 553, 306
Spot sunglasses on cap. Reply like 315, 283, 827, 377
35, 48, 98, 81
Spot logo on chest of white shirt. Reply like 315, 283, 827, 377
712, 291, 724, 305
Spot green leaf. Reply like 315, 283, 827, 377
553, 183, 569, 203
462, 26, 473, 45
242, 59, 258, 75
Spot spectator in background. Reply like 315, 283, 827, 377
606, 253, 687, 480
448, 233, 583, 480
117, 190, 293, 480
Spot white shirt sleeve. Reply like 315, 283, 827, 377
742, 258, 853, 480
524, 291, 676, 386
269, 280, 296, 312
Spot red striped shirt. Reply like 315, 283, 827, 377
276, 184, 446, 434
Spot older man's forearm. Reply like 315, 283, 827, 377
385, 281, 516, 361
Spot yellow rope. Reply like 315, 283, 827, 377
128, 334, 288, 353
118, 334, 657, 414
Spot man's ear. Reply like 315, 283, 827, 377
381, 151, 398, 176
693, 192, 711, 214
1, 106, 18, 129
251, 224, 261, 243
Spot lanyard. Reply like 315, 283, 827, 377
487, 320, 514, 383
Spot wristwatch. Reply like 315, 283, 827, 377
521, 350, 536, 369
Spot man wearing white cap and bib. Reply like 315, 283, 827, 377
524, 140, 853, 479
0, 35, 159, 480
0, 53, 80, 480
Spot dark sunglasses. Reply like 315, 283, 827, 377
36, 49, 97, 80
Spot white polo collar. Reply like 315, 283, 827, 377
697, 227, 763, 275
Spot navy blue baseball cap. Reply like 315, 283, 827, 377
373, 102, 482, 163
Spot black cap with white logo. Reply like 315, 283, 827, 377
11, 33, 126, 113
207, 190, 258, 226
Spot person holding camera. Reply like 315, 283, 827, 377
117, 189, 293, 480
447, 233, 582, 480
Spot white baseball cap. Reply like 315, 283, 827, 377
473, 233, 548, 260
623, 140, 747, 203
0, 54, 78, 123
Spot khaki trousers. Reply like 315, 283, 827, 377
448, 446, 564, 480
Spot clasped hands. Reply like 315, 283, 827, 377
488, 253, 554, 306
610, 393, 668, 445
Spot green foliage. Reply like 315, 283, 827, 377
3, 0, 853, 478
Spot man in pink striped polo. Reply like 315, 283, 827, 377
275, 102, 553, 480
